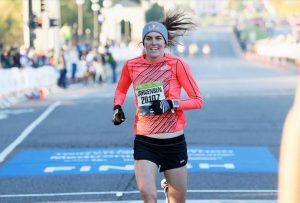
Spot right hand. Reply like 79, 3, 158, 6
112, 105, 126, 125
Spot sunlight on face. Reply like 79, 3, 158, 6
143, 32, 166, 62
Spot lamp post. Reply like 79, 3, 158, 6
28, 0, 34, 48
76, 0, 85, 41
91, 0, 100, 46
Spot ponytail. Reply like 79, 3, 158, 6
161, 11, 196, 47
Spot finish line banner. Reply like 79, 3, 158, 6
0, 146, 278, 176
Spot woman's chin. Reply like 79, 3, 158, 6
148, 53, 163, 60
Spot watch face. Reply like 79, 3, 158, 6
173, 100, 179, 108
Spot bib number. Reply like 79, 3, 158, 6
135, 81, 165, 107
141, 94, 160, 104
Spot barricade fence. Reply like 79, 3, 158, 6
249, 36, 300, 71
0, 66, 58, 108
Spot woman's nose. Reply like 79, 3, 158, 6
151, 39, 157, 44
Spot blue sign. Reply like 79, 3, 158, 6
0, 147, 278, 176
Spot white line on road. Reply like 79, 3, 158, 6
96, 201, 277, 203
0, 101, 61, 163
0, 189, 277, 198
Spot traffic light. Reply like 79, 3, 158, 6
37, 17, 43, 27
29, 15, 43, 29
41, 0, 46, 12
49, 19, 59, 27
29, 15, 38, 29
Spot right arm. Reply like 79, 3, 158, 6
112, 62, 132, 125
113, 62, 132, 107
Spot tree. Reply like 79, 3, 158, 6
129, 0, 141, 4
60, 0, 95, 37
0, 0, 23, 46
227, 0, 244, 11
145, 3, 164, 22
60, 0, 77, 27
82, 0, 94, 33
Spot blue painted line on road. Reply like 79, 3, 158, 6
0, 146, 278, 176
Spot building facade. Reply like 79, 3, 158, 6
100, 1, 148, 45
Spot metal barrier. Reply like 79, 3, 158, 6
0, 66, 58, 108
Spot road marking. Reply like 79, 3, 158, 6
0, 189, 277, 198
44, 166, 76, 173
98, 164, 134, 171
199, 163, 235, 169
96, 201, 276, 203
0, 101, 61, 163
0, 147, 277, 176
0, 108, 35, 120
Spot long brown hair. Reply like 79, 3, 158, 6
161, 11, 196, 47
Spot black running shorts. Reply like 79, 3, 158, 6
133, 134, 188, 172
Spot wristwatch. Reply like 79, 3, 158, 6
171, 100, 179, 108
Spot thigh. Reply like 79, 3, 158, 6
134, 160, 158, 191
164, 165, 187, 193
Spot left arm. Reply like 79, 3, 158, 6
176, 59, 203, 110
149, 59, 203, 115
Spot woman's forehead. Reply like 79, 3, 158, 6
145, 32, 163, 37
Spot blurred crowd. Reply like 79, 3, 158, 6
0, 45, 53, 69
76, 40, 118, 84
0, 40, 120, 89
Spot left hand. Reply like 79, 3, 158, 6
149, 100, 172, 115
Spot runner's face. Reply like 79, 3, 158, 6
144, 32, 166, 62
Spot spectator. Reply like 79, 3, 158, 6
11, 47, 21, 68
57, 48, 68, 88
1, 49, 11, 69
94, 56, 105, 84
106, 51, 117, 83
20, 46, 31, 67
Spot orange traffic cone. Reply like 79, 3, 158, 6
38, 88, 47, 100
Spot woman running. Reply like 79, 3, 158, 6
112, 11, 203, 203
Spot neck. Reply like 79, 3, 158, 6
145, 53, 165, 62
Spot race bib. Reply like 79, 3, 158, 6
135, 81, 165, 106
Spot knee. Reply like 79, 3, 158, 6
139, 186, 157, 202
168, 189, 186, 203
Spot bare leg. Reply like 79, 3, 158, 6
164, 166, 187, 203
135, 160, 158, 203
